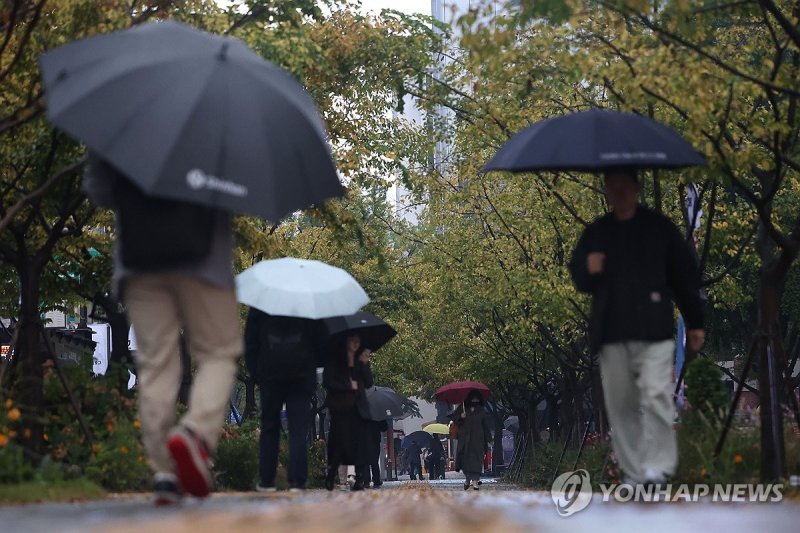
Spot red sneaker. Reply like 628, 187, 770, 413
167, 426, 213, 497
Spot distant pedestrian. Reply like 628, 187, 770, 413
244, 309, 324, 491
452, 389, 491, 490
405, 441, 422, 480
323, 336, 374, 491
84, 155, 242, 505
568, 168, 705, 485
425, 436, 445, 480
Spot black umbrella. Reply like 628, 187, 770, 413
484, 109, 706, 173
323, 312, 397, 352
365, 386, 409, 421
39, 21, 342, 222
401, 430, 434, 450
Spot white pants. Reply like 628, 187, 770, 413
125, 274, 242, 474
599, 339, 677, 482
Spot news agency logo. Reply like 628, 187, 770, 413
551, 469, 592, 517
186, 168, 248, 197
551, 469, 785, 517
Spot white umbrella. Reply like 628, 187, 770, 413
235, 258, 369, 319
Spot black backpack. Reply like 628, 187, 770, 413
93, 156, 216, 270
261, 316, 318, 381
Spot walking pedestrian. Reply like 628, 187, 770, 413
244, 309, 324, 492
426, 436, 445, 480
322, 336, 374, 491
451, 389, 491, 490
405, 441, 422, 480
568, 168, 705, 485
84, 156, 242, 504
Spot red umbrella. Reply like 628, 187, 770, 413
434, 381, 491, 405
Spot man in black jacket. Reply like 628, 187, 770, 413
569, 169, 705, 485
244, 309, 323, 491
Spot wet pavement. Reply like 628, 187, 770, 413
1, 479, 798, 533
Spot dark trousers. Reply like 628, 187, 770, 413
259, 376, 314, 488
408, 461, 422, 480
360, 460, 381, 486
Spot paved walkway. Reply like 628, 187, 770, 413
1, 480, 798, 533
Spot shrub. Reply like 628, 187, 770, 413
0, 396, 32, 483
519, 435, 615, 489
684, 358, 729, 422
42, 359, 139, 475
85, 417, 150, 492
214, 420, 259, 491
306, 439, 327, 489
0, 442, 34, 484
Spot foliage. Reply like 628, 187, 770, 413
520, 436, 616, 489
684, 358, 729, 423
0, 441, 34, 484
675, 414, 762, 485
521, 416, 800, 488
214, 420, 260, 491
306, 438, 327, 489
85, 416, 150, 492
0, 396, 26, 481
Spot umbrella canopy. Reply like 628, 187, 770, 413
423, 423, 450, 435
401, 430, 434, 450
483, 109, 706, 173
364, 386, 408, 421
434, 381, 491, 405
39, 20, 342, 221
504, 416, 519, 433
323, 312, 396, 352
236, 258, 368, 319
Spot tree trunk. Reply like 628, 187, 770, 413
757, 264, 789, 480
16, 261, 45, 460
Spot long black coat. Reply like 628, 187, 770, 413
568, 206, 704, 354
323, 357, 374, 467
452, 405, 491, 474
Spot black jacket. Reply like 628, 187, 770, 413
244, 309, 324, 382
569, 206, 704, 353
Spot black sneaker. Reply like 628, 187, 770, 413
153, 473, 182, 506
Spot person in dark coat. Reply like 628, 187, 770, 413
244, 309, 324, 491
568, 169, 705, 485
425, 436, 445, 480
452, 389, 491, 490
322, 334, 374, 491
404, 440, 422, 480
362, 419, 388, 488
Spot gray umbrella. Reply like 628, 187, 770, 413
39, 21, 342, 222
364, 386, 409, 421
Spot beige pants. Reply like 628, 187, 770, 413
125, 274, 243, 474
599, 339, 677, 482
